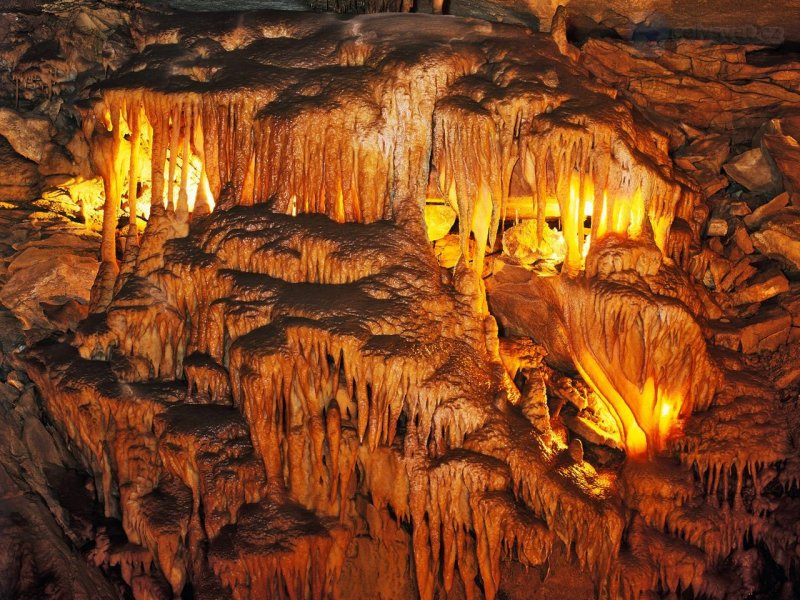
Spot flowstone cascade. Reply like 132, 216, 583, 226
81, 10, 693, 294
19, 9, 800, 600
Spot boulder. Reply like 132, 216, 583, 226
730, 268, 789, 306
0, 136, 42, 203
502, 219, 565, 265
751, 209, 800, 274
423, 204, 457, 241
675, 133, 731, 175
762, 132, 800, 198
689, 248, 732, 291
37, 143, 78, 184
40, 299, 90, 332
0, 233, 99, 334
706, 217, 728, 237
712, 306, 791, 354
729, 201, 752, 217
434, 234, 469, 269
731, 223, 754, 254
697, 174, 729, 198
562, 411, 622, 450
0, 107, 53, 163
723, 147, 783, 195
486, 261, 574, 371
718, 257, 757, 293
744, 192, 789, 229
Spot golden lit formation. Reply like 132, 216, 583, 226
424, 164, 690, 456
87, 38, 690, 462
7, 6, 799, 600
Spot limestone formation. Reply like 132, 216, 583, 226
1, 3, 799, 600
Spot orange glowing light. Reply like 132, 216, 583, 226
570, 360, 683, 457
431, 169, 659, 276
629, 186, 644, 238
154, 154, 215, 216
596, 189, 609, 239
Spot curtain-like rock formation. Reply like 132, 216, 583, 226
15, 9, 800, 600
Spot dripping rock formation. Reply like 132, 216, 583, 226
0, 2, 799, 600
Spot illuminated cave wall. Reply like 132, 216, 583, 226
18, 9, 791, 600
86, 11, 696, 275
84, 12, 704, 460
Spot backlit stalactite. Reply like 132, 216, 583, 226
126, 99, 142, 240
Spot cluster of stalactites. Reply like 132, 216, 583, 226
120, 92, 213, 211
432, 100, 692, 275
226, 325, 491, 500
93, 89, 395, 227
91, 74, 693, 285
87, 91, 217, 277
410, 452, 554, 600
207, 500, 351, 600
252, 99, 394, 224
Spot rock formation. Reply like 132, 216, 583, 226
0, 2, 799, 600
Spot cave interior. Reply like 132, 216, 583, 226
1, 0, 800, 599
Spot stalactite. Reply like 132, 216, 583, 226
167, 103, 180, 213
148, 97, 168, 210
127, 99, 142, 239
88, 10, 694, 287
674, 393, 792, 504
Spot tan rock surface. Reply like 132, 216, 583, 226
0, 232, 99, 333
751, 209, 800, 273
0, 107, 53, 163
724, 148, 783, 195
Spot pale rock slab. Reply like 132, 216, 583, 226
0, 233, 99, 333
723, 148, 782, 195
751, 209, 800, 274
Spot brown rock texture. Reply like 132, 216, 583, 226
0, 232, 99, 333
23, 12, 684, 599
580, 37, 800, 143
0, 135, 42, 202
